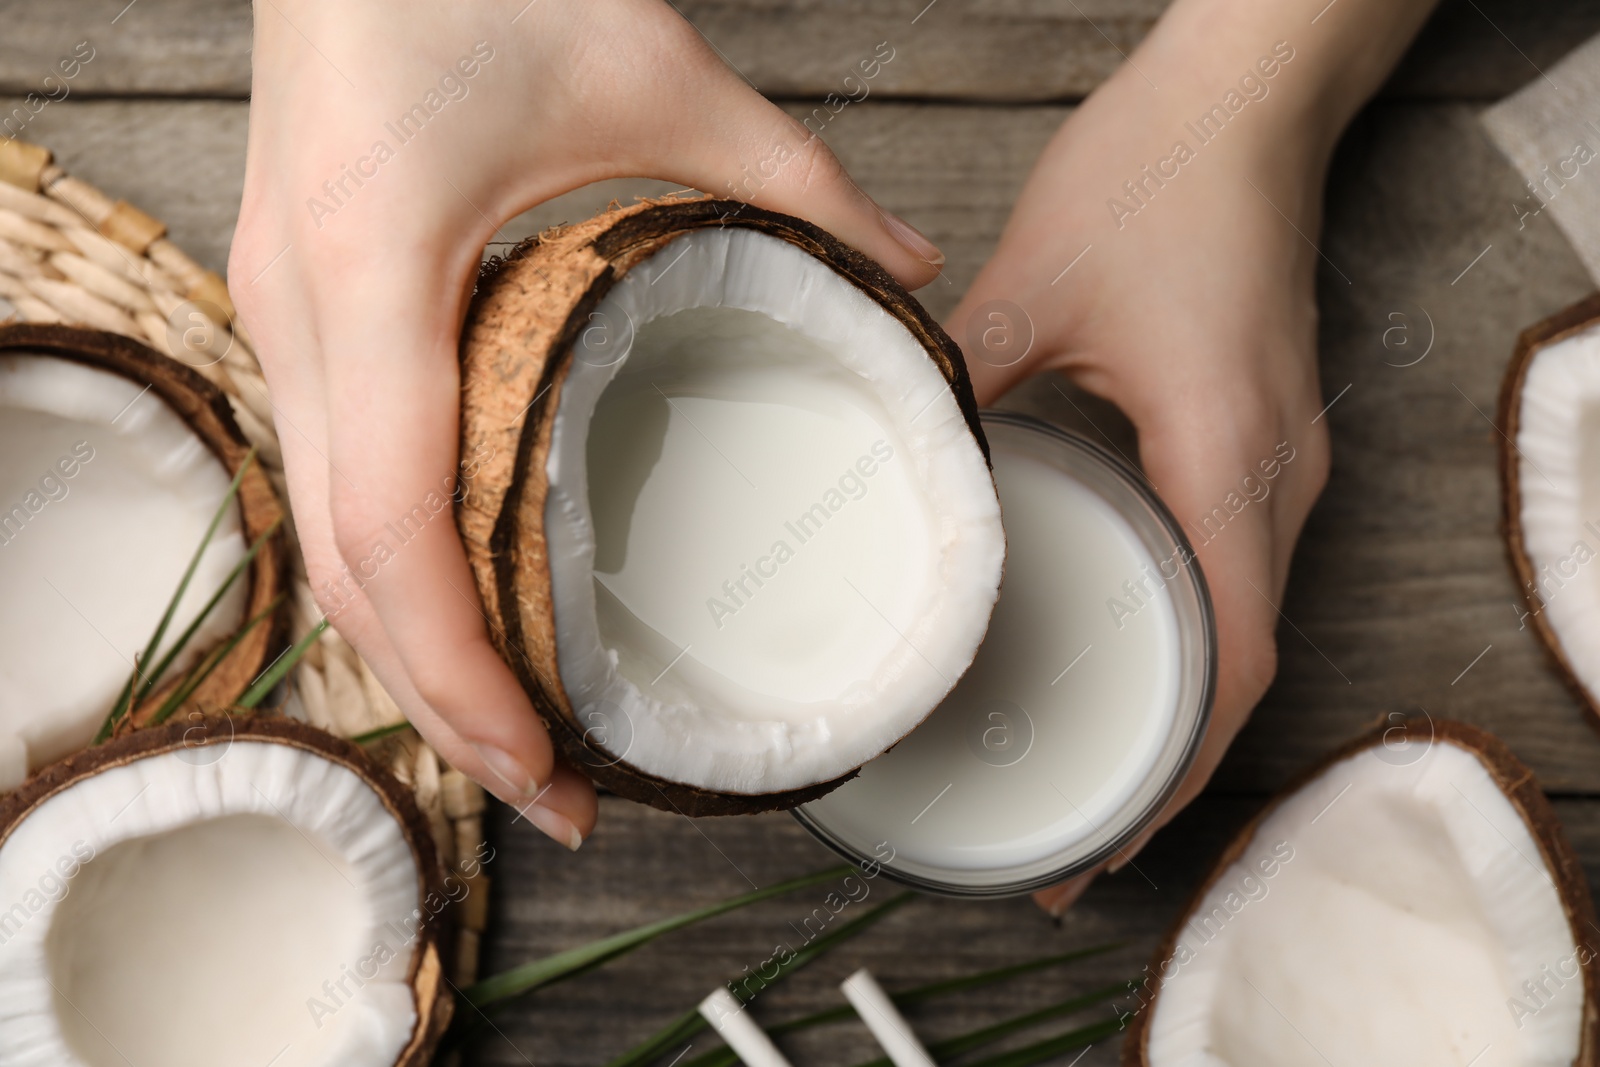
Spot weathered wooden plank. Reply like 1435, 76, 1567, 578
467, 794, 1231, 1067
1216, 102, 1600, 791
0, 0, 252, 97
15, 96, 1600, 790
688, 0, 1600, 104
0, 0, 1592, 102
467, 792, 1600, 1066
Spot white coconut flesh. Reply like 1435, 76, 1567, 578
1144, 738, 1581, 1067
0, 354, 247, 785
0, 740, 421, 1067
546, 227, 1004, 794
1514, 324, 1600, 703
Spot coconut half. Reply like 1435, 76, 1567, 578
459, 199, 1004, 815
0, 324, 286, 788
1502, 294, 1600, 730
0, 715, 451, 1067
1124, 719, 1598, 1067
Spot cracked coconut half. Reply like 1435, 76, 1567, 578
1503, 295, 1600, 733
459, 199, 1005, 815
1123, 719, 1597, 1067
0, 325, 285, 790
0, 716, 451, 1067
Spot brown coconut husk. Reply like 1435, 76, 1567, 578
1501, 293, 1600, 736
458, 197, 987, 816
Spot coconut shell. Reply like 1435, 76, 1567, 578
1501, 293, 1600, 735
458, 197, 987, 817
1120, 718, 1600, 1066
0, 322, 288, 726
0, 714, 454, 1067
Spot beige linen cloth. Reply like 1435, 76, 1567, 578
1484, 34, 1600, 284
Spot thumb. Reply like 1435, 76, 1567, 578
630, 75, 945, 289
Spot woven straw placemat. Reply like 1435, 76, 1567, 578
0, 136, 488, 988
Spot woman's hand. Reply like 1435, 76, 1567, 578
229, 0, 943, 848
949, 0, 1436, 913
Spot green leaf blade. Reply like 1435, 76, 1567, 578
957, 1016, 1126, 1067
348, 720, 414, 745
95, 447, 258, 741
464, 866, 855, 1010
146, 592, 284, 726
134, 515, 281, 708
922, 980, 1132, 1062
237, 616, 329, 709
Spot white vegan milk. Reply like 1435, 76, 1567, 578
797, 414, 1214, 894
583, 308, 944, 735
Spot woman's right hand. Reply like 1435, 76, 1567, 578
230, 0, 944, 848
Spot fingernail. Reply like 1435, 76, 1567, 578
472, 743, 540, 798
523, 802, 585, 852
879, 209, 945, 268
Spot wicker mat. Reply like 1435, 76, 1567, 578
0, 136, 488, 989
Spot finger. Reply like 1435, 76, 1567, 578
513, 764, 601, 852
948, 293, 1053, 408
395, 674, 598, 850
236, 222, 596, 849
1124, 389, 1327, 809
594, 17, 945, 289
1025, 378, 1298, 907
1142, 400, 1284, 704
306, 230, 572, 819
471, 12, 944, 290
301, 525, 597, 847
677, 104, 949, 289
228, 228, 333, 541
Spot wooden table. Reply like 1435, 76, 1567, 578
12, 2, 1600, 1063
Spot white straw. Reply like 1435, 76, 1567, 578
841, 968, 936, 1067
698, 987, 793, 1067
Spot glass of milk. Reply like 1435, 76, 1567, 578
795, 413, 1215, 896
